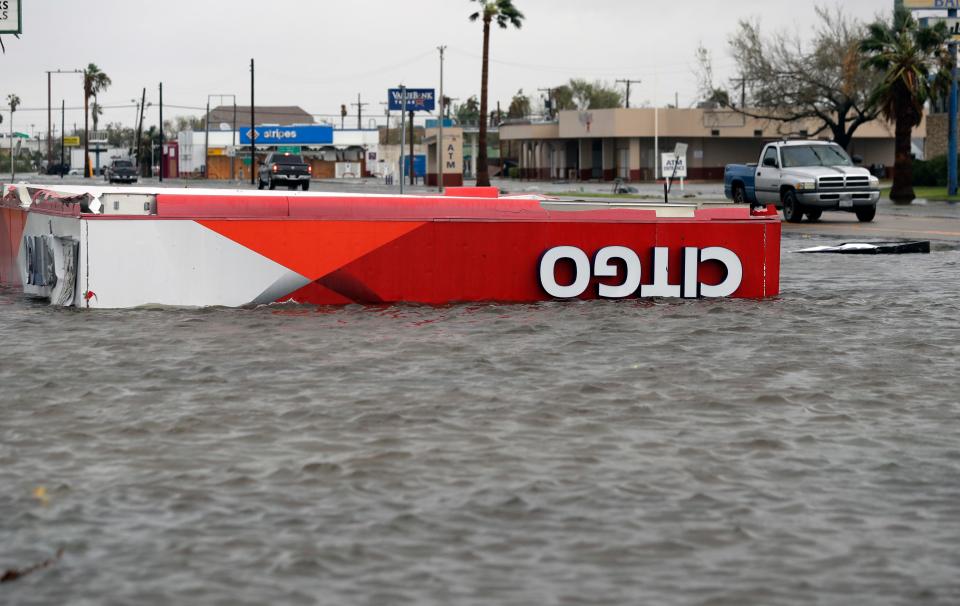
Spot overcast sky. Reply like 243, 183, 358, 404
1, 0, 898, 135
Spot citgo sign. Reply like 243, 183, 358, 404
539, 245, 743, 299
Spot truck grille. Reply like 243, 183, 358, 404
818, 175, 870, 190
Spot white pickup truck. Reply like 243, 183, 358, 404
724, 140, 880, 223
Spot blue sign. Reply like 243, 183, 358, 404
388, 88, 436, 112
403, 154, 427, 177
239, 124, 333, 145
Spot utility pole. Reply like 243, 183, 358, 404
380, 101, 390, 145
409, 109, 415, 186
45, 69, 82, 169
399, 85, 406, 194
615, 79, 642, 109
232, 100, 237, 180
204, 98, 210, 178
159, 82, 164, 182
949, 7, 958, 195
136, 88, 146, 176
250, 58, 256, 186
351, 93, 368, 130
60, 100, 65, 179
437, 45, 446, 192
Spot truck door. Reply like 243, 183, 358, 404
754, 145, 781, 205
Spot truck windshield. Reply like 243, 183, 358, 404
274, 154, 304, 164
113, 161, 132, 168
781, 144, 852, 168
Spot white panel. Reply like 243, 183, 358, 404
83, 220, 304, 308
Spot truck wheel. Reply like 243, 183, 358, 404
301, 181, 310, 191
805, 209, 822, 222
856, 205, 877, 222
268, 177, 276, 190
782, 190, 804, 223
732, 184, 747, 204
257, 177, 264, 190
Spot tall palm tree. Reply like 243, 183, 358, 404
861, 7, 952, 203
469, 0, 524, 187
7, 94, 20, 180
83, 63, 111, 178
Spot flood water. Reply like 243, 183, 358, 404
2, 233, 959, 605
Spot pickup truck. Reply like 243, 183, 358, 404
724, 140, 880, 223
106, 159, 138, 184
257, 152, 312, 191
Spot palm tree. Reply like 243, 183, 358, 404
83, 63, 111, 178
469, 0, 524, 187
7, 93, 20, 180
861, 7, 952, 203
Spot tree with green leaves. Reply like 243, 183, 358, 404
469, 0, 524, 186
861, 7, 953, 203
83, 63, 112, 178
507, 89, 531, 118
455, 95, 480, 125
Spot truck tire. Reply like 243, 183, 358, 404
732, 183, 747, 204
257, 177, 264, 190
855, 205, 877, 222
268, 177, 276, 190
301, 181, 310, 191
805, 209, 822, 221
782, 190, 803, 223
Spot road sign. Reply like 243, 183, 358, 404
388, 88, 436, 112
661, 152, 687, 179
238, 124, 332, 145
903, 0, 960, 8
225, 145, 236, 157
277, 145, 301, 154
63, 136, 81, 147
0, 0, 21, 34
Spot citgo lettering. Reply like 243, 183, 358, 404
539, 246, 743, 299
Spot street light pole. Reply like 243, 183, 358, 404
204, 99, 210, 178
250, 58, 256, 186
437, 45, 446, 192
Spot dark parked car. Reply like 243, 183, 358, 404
107, 160, 138, 184
257, 153, 312, 190
45, 162, 70, 176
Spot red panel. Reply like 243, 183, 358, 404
265, 218, 778, 304
196, 219, 427, 281
0, 206, 27, 287
444, 187, 499, 198
158, 195, 290, 218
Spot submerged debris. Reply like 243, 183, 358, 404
794, 241, 931, 254
1, 548, 64, 584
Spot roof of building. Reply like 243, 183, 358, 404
208, 106, 314, 126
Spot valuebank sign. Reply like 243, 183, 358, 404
239, 125, 333, 145
0, 0, 22, 34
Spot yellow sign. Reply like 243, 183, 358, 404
208, 148, 225, 156
903, 0, 960, 8
63, 136, 81, 147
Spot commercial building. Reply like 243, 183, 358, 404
177, 105, 380, 180
500, 107, 920, 181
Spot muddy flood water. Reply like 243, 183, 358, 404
1, 232, 959, 605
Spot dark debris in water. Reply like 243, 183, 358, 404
1, 548, 64, 584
